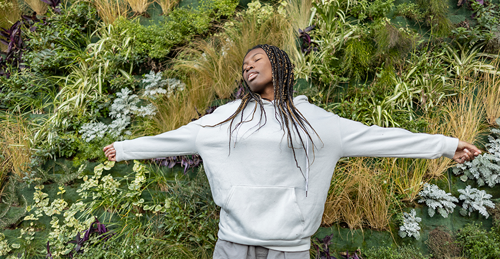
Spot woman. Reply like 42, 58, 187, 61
103, 44, 480, 259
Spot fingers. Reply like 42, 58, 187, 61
103, 143, 114, 152
103, 143, 116, 161
465, 142, 482, 156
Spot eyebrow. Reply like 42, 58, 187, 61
243, 53, 263, 65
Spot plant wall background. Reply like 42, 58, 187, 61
1, 0, 500, 258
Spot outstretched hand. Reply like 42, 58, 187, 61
453, 140, 481, 164
103, 144, 116, 161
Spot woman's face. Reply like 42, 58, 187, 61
242, 48, 274, 96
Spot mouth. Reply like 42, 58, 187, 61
247, 72, 258, 82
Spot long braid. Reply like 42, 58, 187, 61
209, 44, 320, 173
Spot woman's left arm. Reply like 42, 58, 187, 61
337, 117, 480, 163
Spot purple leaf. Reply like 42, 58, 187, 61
476, 0, 484, 4
46, 241, 53, 259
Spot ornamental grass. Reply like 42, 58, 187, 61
0, 115, 32, 184
477, 59, 500, 127
323, 158, 392, 230
88, 0, 128, 25
24, 0, 49, 15
126, 0, 152, 16
155, 0, 178, 15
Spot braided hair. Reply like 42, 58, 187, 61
211, 44, 320, 172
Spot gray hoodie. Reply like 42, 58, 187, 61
113, 95, 458, 251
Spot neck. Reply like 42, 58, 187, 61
259, 84, 275, 101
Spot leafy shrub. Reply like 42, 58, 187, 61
350, 0, 394, 21
456, 222, 500, 259
394, 3, 424, 21
0, 68, 55, 113
160, 169, 219, 249
24, 2, 99, 75
113, 0, 238, 59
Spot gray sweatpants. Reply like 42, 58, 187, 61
213, 240, 310, 259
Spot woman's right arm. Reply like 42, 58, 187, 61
103, 119, 203, 162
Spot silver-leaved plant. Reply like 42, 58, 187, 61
452, 128, 500, 187
142, 71, 168, 98
458, 185, 495, 218
398, 209, 422, 240
418, 183, 458, 218
109, 88, 141, 119
80, 87, 157, 142
79, 122, 109, 142
142, 71, 185, 99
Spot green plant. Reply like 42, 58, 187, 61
113, 0, 238, 59
394, 3, 424, 21
456, 222, 500, 258
416, 0, 453, 37
350, 0, 394, 21
442, 43, 499, 84
23, 1, 99, 76
341, 35, 374, 82
372, 19, 417, 67
471, 1, 499, 32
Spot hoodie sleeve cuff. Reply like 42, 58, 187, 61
114, 141, 125, 162
442, 137, 459, 159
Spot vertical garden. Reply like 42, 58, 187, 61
0, 0, 500, 258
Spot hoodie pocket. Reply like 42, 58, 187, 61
223, 185, 305, 240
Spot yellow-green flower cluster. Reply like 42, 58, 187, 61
0, 233, 12, 256
239, 0, 288, 24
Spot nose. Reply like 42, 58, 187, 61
244, 62, 254, 72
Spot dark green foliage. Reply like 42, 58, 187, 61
373, 21, 416, 66
0, 68, 55, 112
456, 222, 500, 259
350, 0, 395, 21
0, 180, 27, 228
471, 0, 499, 32
341, 37, 374, 82
160, 170, 219, 249
114, 0, 238, 59
415, 0, 453, 37
452, 1, 499, 47
362, 244, 430, 259
67, 168, 219, 259
72, 135, 117, 166
394, 3, 424, 22
24, 2, 99, 75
